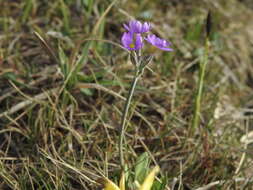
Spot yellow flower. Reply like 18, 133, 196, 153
102, 166, 159, 190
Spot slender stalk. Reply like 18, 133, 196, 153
191, 39, 210, 134
119, 69, 140, 170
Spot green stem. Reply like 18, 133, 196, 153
191, 39, 210, 134
119, 69, 139, 170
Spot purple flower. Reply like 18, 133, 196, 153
145, 34, 173, 51
121, 32, 143, 51
123, 20, 151, 33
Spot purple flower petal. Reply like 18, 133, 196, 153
134, 33, 143, 50
124, 20, 151, 33
130, 20, 142, 33
121, 32, 143, 51
145, 34, 173, 51
142, 22, 151, 33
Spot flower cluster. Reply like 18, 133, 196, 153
121, 20, 173, 52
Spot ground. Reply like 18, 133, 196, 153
1, 0, 253, 189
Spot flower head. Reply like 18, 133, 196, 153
123, 20, 151, 33
121, 32, 143, 51
145, 34, 173, 51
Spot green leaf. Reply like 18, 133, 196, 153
80, 88, 93, 96
58, 44, 69, 78
151, 176, 167, 190
22, 0, 33, 23
135, 152, 150, 184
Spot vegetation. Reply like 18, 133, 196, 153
1, 0, 253, 189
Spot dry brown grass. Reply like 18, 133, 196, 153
1, 0, 253, 189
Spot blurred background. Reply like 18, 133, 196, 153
1, 0, 253, 189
